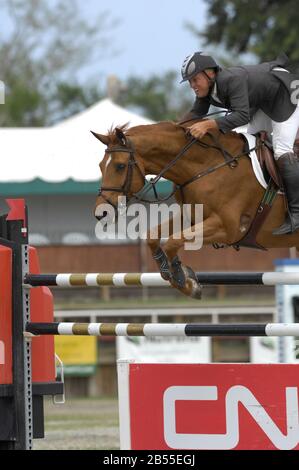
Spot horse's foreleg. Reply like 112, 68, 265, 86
147, 213, 183, 281
163, 214, 226, 298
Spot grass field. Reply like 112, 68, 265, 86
34, 398, 120, 450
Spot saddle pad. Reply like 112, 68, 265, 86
237, 132, 268, 189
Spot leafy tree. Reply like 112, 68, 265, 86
117, 71, 194, 122
0, 0, 115, 126
0, 0, 197, 126
190, 0, 299, 69
50, 83, 104, 123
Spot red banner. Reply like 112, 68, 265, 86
127, 363, 299, 450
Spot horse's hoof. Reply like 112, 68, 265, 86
171, 261, 202, 298
185, 265, 198, 282
187, 278, 202, 299
169, 258, 202, 298
186, 266, 202, 298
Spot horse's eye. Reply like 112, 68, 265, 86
116, 163, 126, 171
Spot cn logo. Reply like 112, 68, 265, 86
163, 385, 299, 450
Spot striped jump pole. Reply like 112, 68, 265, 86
24, 271, 299, 287
25, 322, 299, 337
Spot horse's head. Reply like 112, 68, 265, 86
91, 125, 146, 221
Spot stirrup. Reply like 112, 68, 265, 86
272, 222, 292, 236
272, 215, 299, 236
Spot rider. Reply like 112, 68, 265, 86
180, 51, 299, 235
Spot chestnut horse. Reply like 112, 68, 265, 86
92, 121, 299, 298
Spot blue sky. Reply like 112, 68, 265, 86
81, 0, 207, 83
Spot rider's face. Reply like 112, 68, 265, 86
189, 72, 211, 98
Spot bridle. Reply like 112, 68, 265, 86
98, 139, 146, 211
98, 121, 261, 207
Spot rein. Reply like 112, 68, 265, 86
133, 136, 260, 204
98, 120, 261, 205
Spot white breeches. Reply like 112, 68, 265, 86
247, 104, 299, 160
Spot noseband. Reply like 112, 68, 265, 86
98, 138, 146, 211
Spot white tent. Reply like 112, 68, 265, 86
55, 98, 153, 131
0, 99, 154, 183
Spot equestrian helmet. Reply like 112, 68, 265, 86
180, 52, 219, 83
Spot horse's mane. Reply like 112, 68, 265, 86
106, 120, 244, 151
106, 121, 182, 143
107, 122, 129, 134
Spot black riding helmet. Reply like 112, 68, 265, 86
180, 52, 220, 83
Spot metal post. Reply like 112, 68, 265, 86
7, 205, 33, 449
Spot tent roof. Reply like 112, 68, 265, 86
54, 98, 153, 131
0, 99, 154, 185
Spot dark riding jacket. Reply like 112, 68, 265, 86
190, 53, 299, 133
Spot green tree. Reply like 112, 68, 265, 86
0, 0, 115, 126
190, 0, 299, 69
50, 83, 104, 123
117, 71, 193, 121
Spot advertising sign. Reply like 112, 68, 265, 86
55, 336, 97, 376
117, 335, 211, 363
118, 362, 299, 450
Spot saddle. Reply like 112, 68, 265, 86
255, 130, 299, 190
228, 131, 299, 251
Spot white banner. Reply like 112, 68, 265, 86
116, 335, 211, 363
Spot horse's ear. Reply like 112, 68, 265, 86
115, 127, 127, 146
90, 131, 109, 145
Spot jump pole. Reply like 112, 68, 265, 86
26, 322, 299, 337
24, 271, 299, 287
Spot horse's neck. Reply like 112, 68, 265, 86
138, 133, 219, 184
130, 123, 244, 184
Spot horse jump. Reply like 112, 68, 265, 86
1, 199, 299, 450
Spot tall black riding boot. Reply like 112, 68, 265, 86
272, 152, 299, 235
